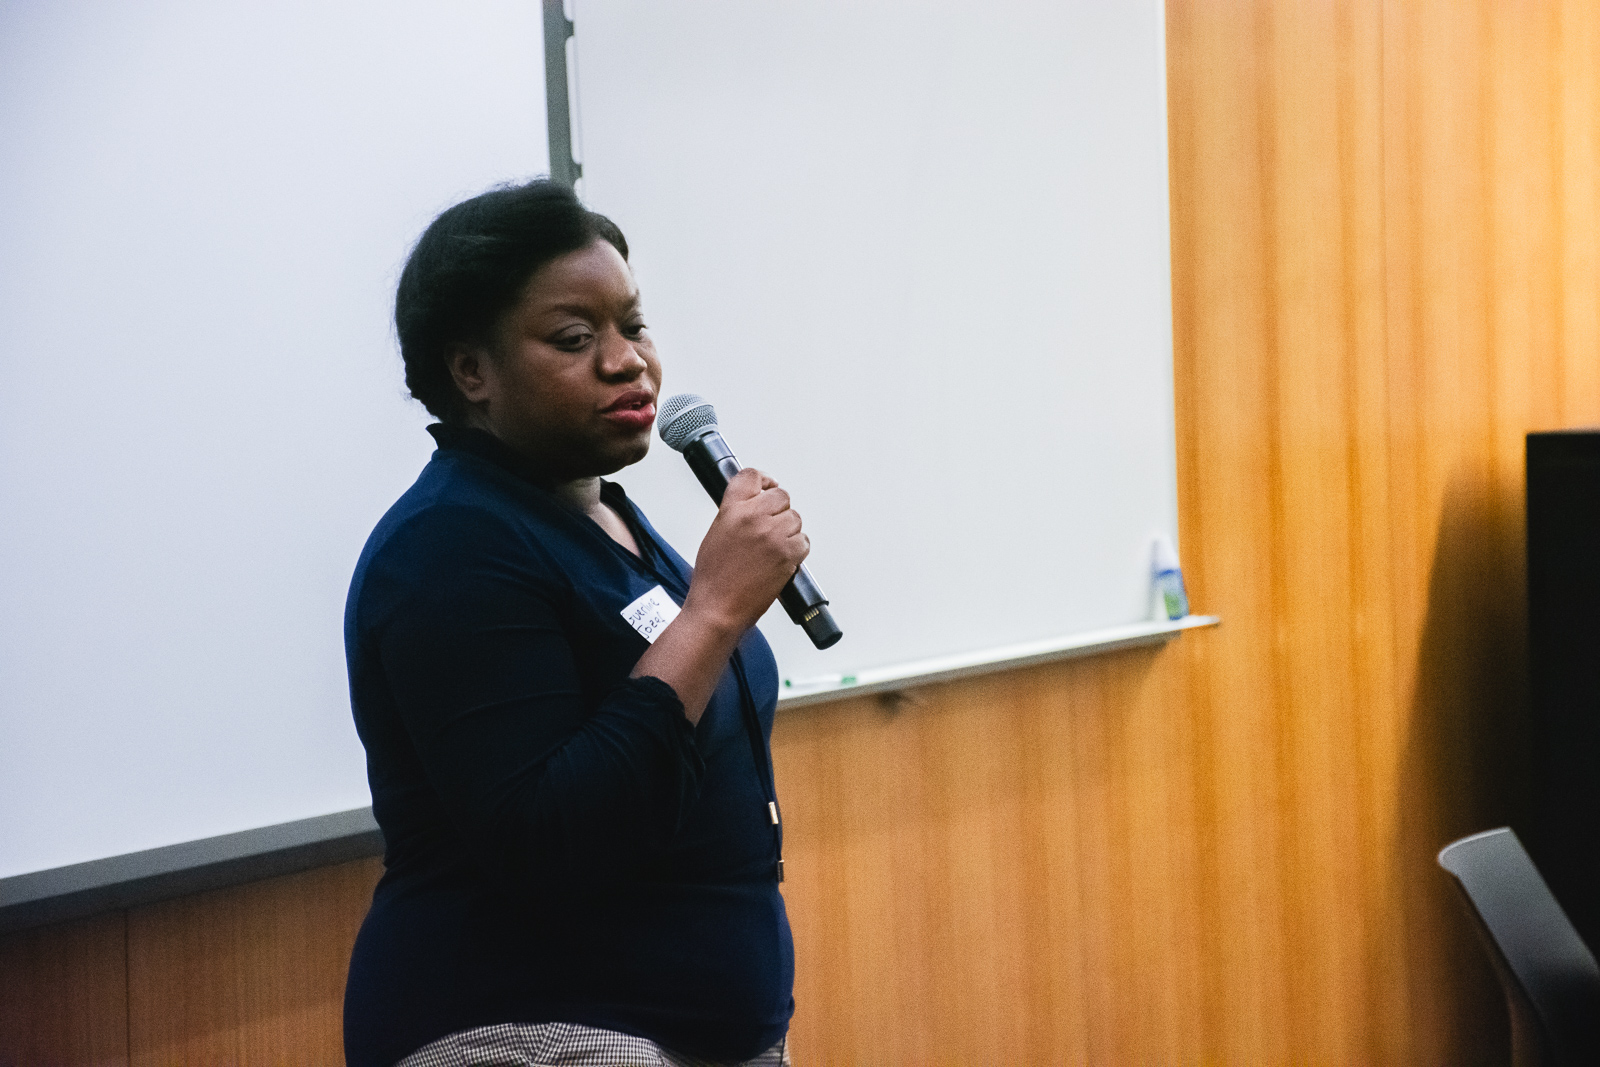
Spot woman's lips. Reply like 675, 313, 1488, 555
600, 401, 655, 431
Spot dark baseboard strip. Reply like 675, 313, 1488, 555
0, 807, 384, 936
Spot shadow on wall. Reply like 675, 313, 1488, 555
1397, 472, 1532, 1066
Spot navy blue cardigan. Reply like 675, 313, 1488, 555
342, 426, 792, 1067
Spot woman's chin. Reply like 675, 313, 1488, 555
590, 436, 652, 477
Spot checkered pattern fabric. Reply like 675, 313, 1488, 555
395, 1021, 791, 1067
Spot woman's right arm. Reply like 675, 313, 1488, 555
369, 504, 705, 891
366, 468, 805, 890
630, 467, 810, 723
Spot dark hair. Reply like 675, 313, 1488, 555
395, 179, 628, 421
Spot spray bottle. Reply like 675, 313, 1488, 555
1152, 534, 1189, 621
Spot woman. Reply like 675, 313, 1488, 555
343, 179, 805, 1067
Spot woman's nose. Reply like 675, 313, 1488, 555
596, 328, 648, 380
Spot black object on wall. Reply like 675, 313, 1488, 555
1526, 430, 1600, 954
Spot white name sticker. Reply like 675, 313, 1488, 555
620, 585, 682, 644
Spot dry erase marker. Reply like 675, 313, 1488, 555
783, 672, 857, 689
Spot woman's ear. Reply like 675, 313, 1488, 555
447, 344, 494, 406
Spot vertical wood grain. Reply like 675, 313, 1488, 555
1557, 1, 1600, 421
777, 646, 1201, 1064
1380, 1, 1600, 1062
0, 912, 128, 1067
125, 857, 381, 1067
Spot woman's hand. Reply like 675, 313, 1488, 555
684, 468, 810, 634
631, 468, 809, 723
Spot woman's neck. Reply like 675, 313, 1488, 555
561, 477, 640, 557
457, 417, 638, 556
547, 476, 603, 514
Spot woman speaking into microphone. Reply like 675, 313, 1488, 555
342, 179, 804, 1067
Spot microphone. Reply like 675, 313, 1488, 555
658, 394, 843, 650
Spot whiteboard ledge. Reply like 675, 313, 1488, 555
777, 615, 1220, 708
0, 807, 383, 936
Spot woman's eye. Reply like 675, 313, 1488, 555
553, 331, 592, 349
623, 321, 648, 338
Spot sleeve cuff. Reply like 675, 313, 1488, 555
605, 674, 705, 832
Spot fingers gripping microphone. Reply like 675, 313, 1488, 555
658, 394, 843, 650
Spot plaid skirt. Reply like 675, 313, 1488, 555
395, 1022, 791, 1067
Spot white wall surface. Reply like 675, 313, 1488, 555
0, 0, 548, 879
0, 0, 1178, 880
569, 0, 1180, 692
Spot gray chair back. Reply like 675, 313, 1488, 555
1438, 827, 1600, 1067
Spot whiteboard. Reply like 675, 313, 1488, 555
0, 0, 1183, 889
0, 1, 548, 881
567, 0, 1182, 697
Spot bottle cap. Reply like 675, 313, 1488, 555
1152, 533, 1181, 574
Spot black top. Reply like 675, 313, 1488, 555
342, 425, 792, 1067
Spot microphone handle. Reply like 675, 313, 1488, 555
683, 432, 843, 650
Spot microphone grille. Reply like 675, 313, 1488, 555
658, 393, 719, 452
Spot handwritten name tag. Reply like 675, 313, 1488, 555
620, 585, 682, 644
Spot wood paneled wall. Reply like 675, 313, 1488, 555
0, 859, 383, 1067
5, 1, 1600, 1062
123, 858, 381, 1064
